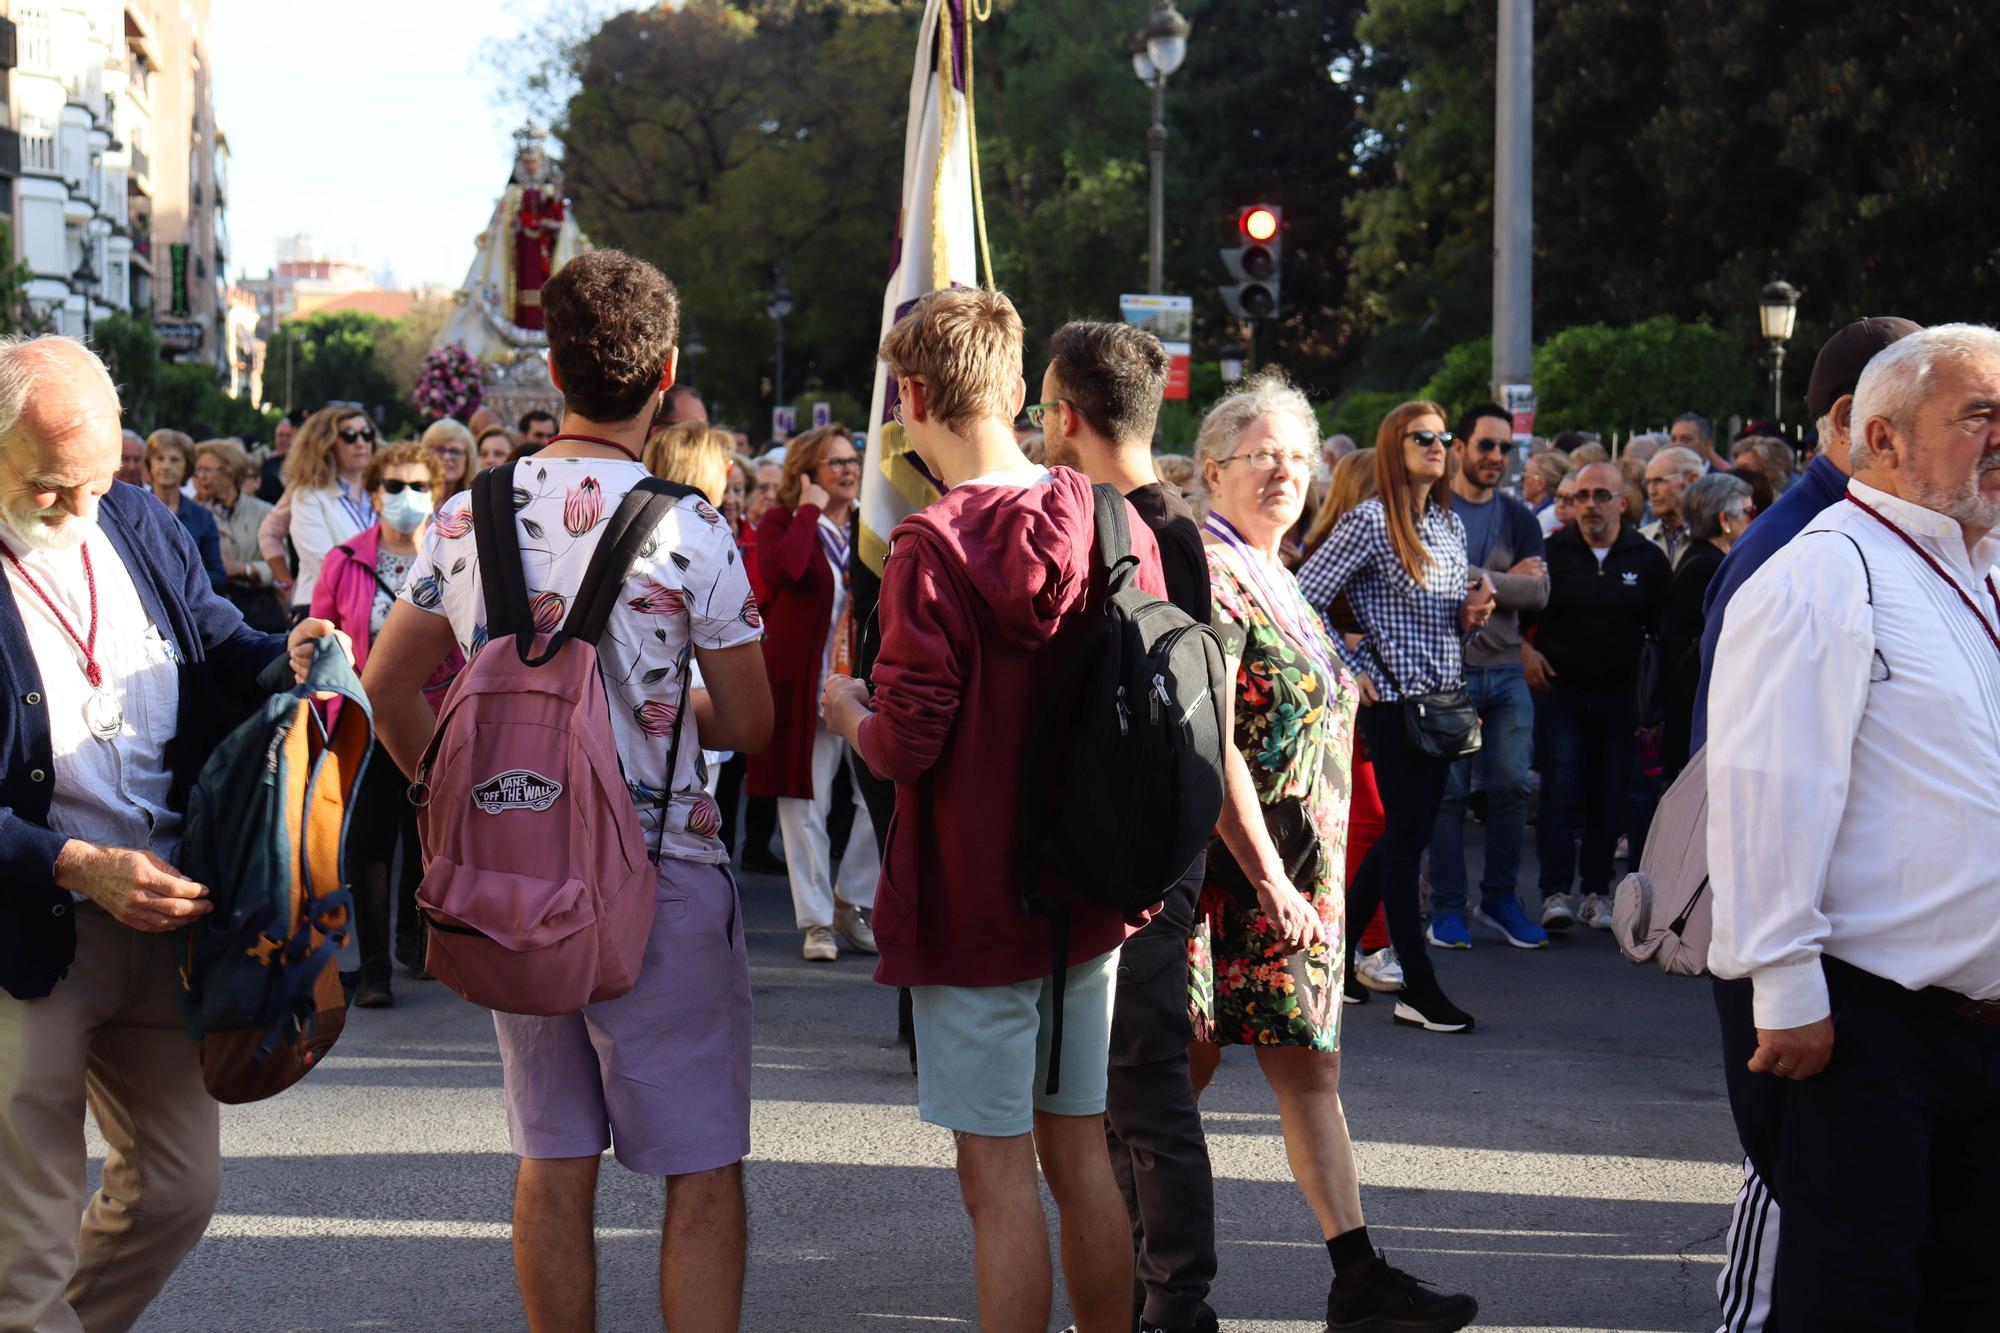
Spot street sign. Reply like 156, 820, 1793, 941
1502, 383, 1537, 443
772, 406, 798, 439
1119, 294, 1193, 401
812, 401, 832, 429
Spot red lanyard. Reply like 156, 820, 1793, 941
544, 433, 640, 462
3, 544, 104, 686
1846, 493, 2000, 658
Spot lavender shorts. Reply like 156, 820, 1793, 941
492, 860, 751, 1176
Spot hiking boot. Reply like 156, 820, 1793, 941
1355, 948, 1404, 992
355, 975, 395, 1009
1327, 1253, 1478, 1332
803, 925, 839, 962
1424, 911, 1471, 950
834, 902, 878, 955
1540, 892, 1575, 932
1392, 975, 1474, 1033
1579, 893, 1615, 930
1475, 896, 1549, 949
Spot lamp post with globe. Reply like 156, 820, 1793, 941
1758, 276, 1801, 424
1129, 2, 1190, 297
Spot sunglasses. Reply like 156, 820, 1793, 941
338, 427, 378, 445
1470, 438, 1515, 455
1575, 488, 1621, 506
1405, 430, 1455, 447
378, 479, 431, 495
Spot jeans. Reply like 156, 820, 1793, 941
1429, 665, 1535, 915
1347, 703, 1454, 987
1534, 677, 1639, 898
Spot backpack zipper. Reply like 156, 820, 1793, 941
1115, 685, 1130, 736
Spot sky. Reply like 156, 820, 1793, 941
210, 0, 580, 289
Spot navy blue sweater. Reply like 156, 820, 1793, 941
1, 482, 284, 999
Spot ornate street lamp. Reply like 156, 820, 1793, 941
1758, 276, 1801, 423
1131, 2, 1191, 296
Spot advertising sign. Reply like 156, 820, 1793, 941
1119, 294, 1194, 401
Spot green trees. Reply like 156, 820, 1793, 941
261, 312, 410, 432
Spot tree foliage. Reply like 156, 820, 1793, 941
261, 311, 414, 433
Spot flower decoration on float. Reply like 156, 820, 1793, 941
412, 343, 487, 423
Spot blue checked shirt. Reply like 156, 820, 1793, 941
1296, 497, 1470, 701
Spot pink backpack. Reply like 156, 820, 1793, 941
410, 466, 696, 1016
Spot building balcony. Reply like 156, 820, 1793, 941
0, 130, 19, 179
0, 17, 18, 72
128, 143, 150, 195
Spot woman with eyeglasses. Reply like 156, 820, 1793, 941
142, 429, 227, 592
312, 442, 464, 1007
1296, 400, 1495, 1034
278, 404, 382, 617
420, 418, 478, 499
1188, 375, 1480, 1329
746, 424, 880, 962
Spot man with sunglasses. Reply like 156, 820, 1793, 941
1426, 404, 1551, 951
1523, 462, 1670, 932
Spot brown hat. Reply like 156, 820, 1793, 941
1805, 317, 1922, 423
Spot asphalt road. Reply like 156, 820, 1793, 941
113, 842, 1741, 1333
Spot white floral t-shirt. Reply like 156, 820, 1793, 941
399, 457, 763, 863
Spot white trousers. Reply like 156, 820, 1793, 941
776, 721, 879, 929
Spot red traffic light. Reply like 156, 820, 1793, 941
1241, 206, 1279, 242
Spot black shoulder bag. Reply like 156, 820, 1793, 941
1367, 629, 1482, 761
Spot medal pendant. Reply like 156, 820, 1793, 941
84, 687, 123, 740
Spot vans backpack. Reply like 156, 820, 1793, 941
179, 637, 373, 1104
411, 464, 696, 1017
1018, 482, 1228, 1091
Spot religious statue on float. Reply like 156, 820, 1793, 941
436, 124, 591, 362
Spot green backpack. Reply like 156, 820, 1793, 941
178, 637, 375, 1104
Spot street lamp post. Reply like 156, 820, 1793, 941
73, 253, 100, 340
766, 266, 794, 422
1130, 2, 1190, 297
1758, 276, 1801, 424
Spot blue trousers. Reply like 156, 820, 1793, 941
1533, 677, 1638, 898
1429, 665, 1535, 915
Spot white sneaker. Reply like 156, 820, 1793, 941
1578, 893, 1614, 930
1356, 947, 1405, 992
802, 925, 839, 961
834, 903, 878, 955
1541, 893, 1575, 931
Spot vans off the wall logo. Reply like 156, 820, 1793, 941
472, 770, 564, 814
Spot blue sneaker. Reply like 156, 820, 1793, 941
1475, 895, 1550, 950
1424, 911, 1471, 949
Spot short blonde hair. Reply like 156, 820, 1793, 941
145, 429, 195, 473
194, 438, 252, 485
879, 287, 1024, 435
643, 422, 736, 505
420, 418, 475, 456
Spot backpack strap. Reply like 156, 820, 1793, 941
563, 477, 699, 647
1090, 482, 1140, 600
471, 463, 531, 651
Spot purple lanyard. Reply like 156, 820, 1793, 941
816, 513, 850, 576
1204, 511, 1341, 684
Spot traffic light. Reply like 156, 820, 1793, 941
1219, 204, 1282, 321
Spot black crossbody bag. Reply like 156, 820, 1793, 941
1367, 630, 1482, 761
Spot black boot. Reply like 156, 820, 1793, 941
354, 968, 395, 1009
1391, 972, 1474, 1033
1327, 1253, 1477, 1332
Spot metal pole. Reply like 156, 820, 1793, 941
1771, 344, 1785, 423
1490, 0, 1533, 397
774, 318, 786, 418
1148, 75, 1167, 295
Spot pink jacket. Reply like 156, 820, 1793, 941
312, 525, 462, 701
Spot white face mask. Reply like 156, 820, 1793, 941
380, 487, 433, 533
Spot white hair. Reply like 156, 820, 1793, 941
1850, 322, 2000, 471
1194, 369, 1319, 467
1652, 445, 1705, 479
0, 335, 122, 456
1623, 433, 1667, 463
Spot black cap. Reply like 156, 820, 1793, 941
1805, 317, 1922, 423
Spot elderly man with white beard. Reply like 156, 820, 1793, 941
0, 335, 345, 1332
1707, 323, 2000, 1331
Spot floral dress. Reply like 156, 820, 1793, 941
1188, 542, 1360, 1051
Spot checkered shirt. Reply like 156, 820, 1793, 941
1296, 496, 1470, 701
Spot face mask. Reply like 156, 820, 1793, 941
381, 488, 433, 533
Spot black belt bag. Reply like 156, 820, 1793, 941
1368, 632, 1482, 761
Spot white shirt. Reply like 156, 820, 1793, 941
1707, 477, 2000, 1027
1, 523, 183, 870
402, 457, 761, 863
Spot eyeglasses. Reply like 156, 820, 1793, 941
192, 464, 229, 477
1555, 491, 1580, 506
1405, 430, 1455, 447
378, 479, 431, 494
338, 427, 378, 445
1471, 438, 1515, 456
432, 446, 465, 459
819, 457, 862, 473
1219, 447, 1316, 473
1575, 488, 1621, 506
1025, 400, 1063, 429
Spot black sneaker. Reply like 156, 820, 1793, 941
1141, 1303, 1220, 1333
354, 975, 395, 1009
1391, 976, 1474, 1033
1327, 1254, 1477, 1332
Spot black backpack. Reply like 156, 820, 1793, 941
1018, 483, 1228, 1092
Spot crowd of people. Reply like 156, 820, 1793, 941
2, 244, 1993, 1333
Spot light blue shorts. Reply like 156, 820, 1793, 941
910, 948, 1121, 1137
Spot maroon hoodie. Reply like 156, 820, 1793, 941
856, 466, 1167, 988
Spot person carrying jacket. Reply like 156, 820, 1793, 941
0, 335, 346, 1332
1522, 460, 1671, 930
